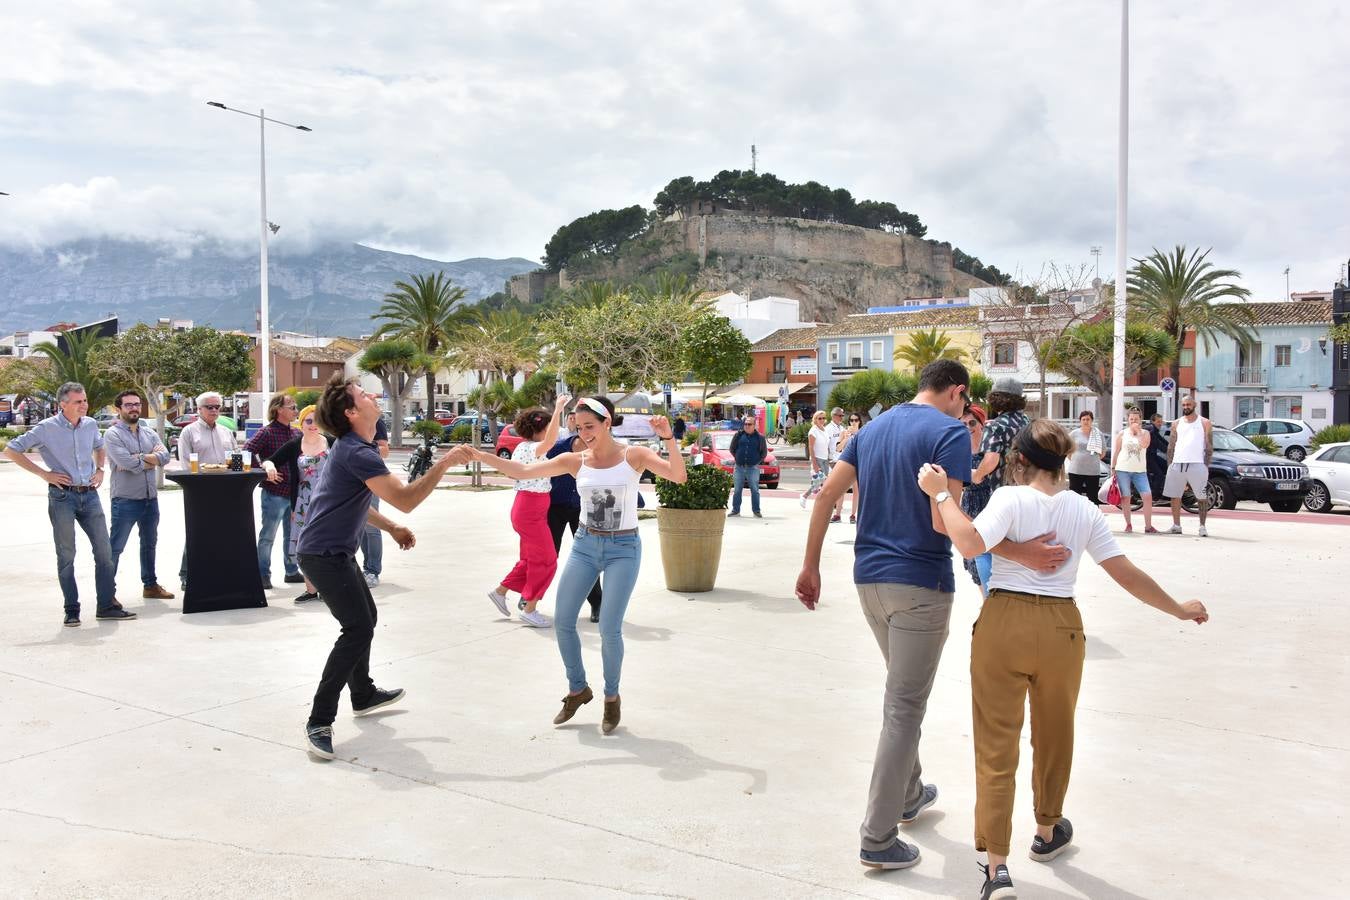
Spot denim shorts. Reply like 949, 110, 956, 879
1115, 470, 1151, 496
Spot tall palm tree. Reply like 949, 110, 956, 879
370, 271, 468, 412
1127, 245, 1255, 384
31, 329, 117, 411
893, 328, 968, 372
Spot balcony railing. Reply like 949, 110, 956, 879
1229, 366, 1268, 386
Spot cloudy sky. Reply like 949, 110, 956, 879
2, 0, 1347, 300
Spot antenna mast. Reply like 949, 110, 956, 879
751, 144, 757, 173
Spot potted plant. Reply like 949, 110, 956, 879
654, 463, 734, 592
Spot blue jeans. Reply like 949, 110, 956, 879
731, 465, 761, 514
975, 552, 993, 598
360, 496, 383, 576
257, 491, 298, 579
553, 529, 641, 697
47, 486, 117, 615
109, 497, 160, 587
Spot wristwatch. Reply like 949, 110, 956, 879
934, 490, 951, 505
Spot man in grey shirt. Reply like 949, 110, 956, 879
105, 390, 175, 601
2, 381, 136, 625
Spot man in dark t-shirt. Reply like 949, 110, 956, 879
299, 374, 471, 761
796, 361, 1069, 873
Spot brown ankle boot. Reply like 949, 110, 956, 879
602, 696, 621, 734
143, 584, 175, 600
553, 686, 593, 725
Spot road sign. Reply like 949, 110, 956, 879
777, 384, 790, 405
1159, 377, 1176, 394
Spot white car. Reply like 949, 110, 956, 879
1231, 418, 1317, 461
1302, 442, 1350, 513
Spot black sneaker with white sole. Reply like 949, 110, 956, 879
900, 782, 938, 824
353, 687, 405, 717
1029, 818, 1073, 862
978, 862, 1016, 899
859, 838, 920, 870
63, 612, 80, 627
305, 725, 335, 760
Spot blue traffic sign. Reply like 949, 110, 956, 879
1159, 377, 1176, 393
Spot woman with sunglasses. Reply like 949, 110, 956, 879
959, 404, 992, 595
467, 396, 686, 734
836, 414, 865, 523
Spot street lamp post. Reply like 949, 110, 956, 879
206, 101, 311, 408
1110, 0, 1129, 437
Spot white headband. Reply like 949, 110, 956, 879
577, 398, 610, 421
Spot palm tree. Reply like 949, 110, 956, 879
893, 329, 968, 372
1127, 245, 1255, 384
370, 271, 468, 414
31, 329, 117, 411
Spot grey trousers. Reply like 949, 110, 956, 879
856, 582, 953, 851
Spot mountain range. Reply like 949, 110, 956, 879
0, 239, 540, 336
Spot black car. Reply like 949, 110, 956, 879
1202, 428, 1310, 512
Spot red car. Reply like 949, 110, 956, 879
693, 430, 781, 489
494, 425, 526, 458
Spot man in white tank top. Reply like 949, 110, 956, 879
1164, 397, 1212, 535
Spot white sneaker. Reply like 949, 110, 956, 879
519, 609, 551, 628
364, 573, 379, 588
1198, 526, 1208, 537
487, 589, 510, 617
1168, 525, 1183, 535
799, 493, 808, 509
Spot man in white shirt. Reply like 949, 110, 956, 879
824, 407, 847, 522
1164, 397, 1212, 536
177, 391, 237, 466
176, 390, 238, 589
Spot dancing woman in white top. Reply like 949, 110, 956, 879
469, 396, 687, 734
917, 419, 1208, 900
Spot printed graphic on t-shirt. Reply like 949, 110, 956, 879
582, 485, 626, 531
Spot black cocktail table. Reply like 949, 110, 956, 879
167, 470, 268, 613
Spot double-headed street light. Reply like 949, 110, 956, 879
206, 101, 311, 406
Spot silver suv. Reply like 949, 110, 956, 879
1230, 418, 1317, 461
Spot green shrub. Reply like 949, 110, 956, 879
786, 422, 811, 445
447, 423, 474, 443
411, 420, 445, 443
655, 464, 733, 510
681, 427, 701, 448
0, 427, 17, 439
1311, 423, 1350, 451
1247, 434, 1280, 454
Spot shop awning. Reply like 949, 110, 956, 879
723, 382, 813, 400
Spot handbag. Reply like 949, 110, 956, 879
1106, 480, 1122, 507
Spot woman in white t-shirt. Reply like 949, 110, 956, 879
917, 419, 1208, 900
470, 395, 687, 735
484, 395, 569, 627
800, 410, 831, 509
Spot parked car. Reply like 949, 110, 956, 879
494, 425, 526, 458
1201, 427, 1310, 511
443, 415, 495, 443
1231, 418, 1317, 461
693, 430, 781, 489
1301, 442, 1350, 513
432, 408, 456, 426
94, 412, 119, 429
172, 413, 198, 428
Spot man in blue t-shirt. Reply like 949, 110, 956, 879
298, 374, 473, 761
796, 360, 1070, 872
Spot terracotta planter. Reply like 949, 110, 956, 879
655, 507, 727, 592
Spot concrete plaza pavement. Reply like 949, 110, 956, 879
1, 464, 1347, 899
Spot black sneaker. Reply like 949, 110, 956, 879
978, 862, 1016, 899
305, 725, 335, 760
859, 838, 920, 870
63, 612, 80, 627
353, 687, 405, 717
900, 783, 938, 824
1029, 818, 1073, 862
261, 578, 273, 590
284, 573, 305, 584
96, 607, 138, 621
294, 591, 320, 603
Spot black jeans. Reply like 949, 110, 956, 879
547, 503, 601, 613
1067, 473, 1100, 501
299, 552, 378, 727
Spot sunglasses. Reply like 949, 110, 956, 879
849, 417, 861, 423
201, 404, 221, 410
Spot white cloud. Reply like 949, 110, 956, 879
1, 0, 1347, 299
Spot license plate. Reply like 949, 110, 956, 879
1276, 482, 1299, 491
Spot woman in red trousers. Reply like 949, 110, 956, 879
487, 395, 569, 627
